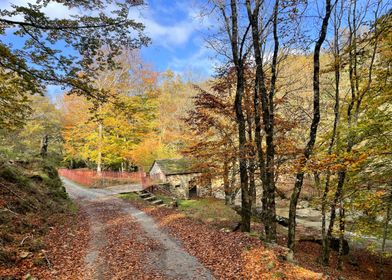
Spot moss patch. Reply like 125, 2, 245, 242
0, 160, 72, 268
178, 198, 240, 226
118, 192, 141, 201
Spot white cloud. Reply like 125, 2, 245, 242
168, 44, 219, 78
0, 0, 79, 19
143, 18, 194, 47
1, 1, 211, 49
129, 1, 215, 50
0, 0, 218, 78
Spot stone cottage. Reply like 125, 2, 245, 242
148, 158, 203, 199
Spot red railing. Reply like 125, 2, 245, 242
58, 168, 152, 188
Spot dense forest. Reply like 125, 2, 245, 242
0, 0, 391, 279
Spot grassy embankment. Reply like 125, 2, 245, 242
0, 160, 73, 268
119, 192, 240, 228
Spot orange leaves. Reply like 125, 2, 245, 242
291, 151, 369, 173
131, 200, 324, 280
242, 248, 323, 280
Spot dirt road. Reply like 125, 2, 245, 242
62, 178, 215, 280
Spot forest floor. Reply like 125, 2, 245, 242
61, 178, 215, 280
126, 195, 392, 280
5, 177, 390, 279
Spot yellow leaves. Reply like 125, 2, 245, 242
241, 248, 322, 280
127, 138, 179, 171
299, 151, 369, 173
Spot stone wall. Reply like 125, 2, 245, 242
166, 173, 200, 199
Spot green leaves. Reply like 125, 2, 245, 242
0, 0, 149, 99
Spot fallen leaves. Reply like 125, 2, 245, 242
0, 211, 89, 279
89, 201, 165, 279
128, 200, 391, 280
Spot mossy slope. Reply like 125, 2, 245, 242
0, 160, 70, 266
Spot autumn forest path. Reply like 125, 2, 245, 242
61, 177, 215, 280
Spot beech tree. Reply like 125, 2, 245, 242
322, 0, 389, 268
245, 0, 280, 242
61, 51, 158, 171
287, 0, 334, 253
0, 68, 33, 130
0, 0, 148, 101
320, 0, 344, 265
0, 94, 61, 160
211, 0, 253, 232
185, 78, 239, 205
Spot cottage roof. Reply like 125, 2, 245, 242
150, 158, 200, 176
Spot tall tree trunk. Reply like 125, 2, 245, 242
322, 0, 342, 265
220, 0, 251, 232
229, 158, 238, 204
327, 171, 345, 240
254, 77, 266, 218
327, 0, 381, 267
337, 201, 345, 270
263, 0, 279, 241
246, 0, 266, 222
245, 0, 279, 242
380, 196, 391, 280
97, 121, 103, 173
223, 158, 231, 205
247, 112, 256, 208
236, 71, 251, 232
287, 0, 333, 252
40, 134, 49, 158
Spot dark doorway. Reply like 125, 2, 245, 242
189, 186, 197, 198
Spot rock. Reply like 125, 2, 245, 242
299, 200, 309, 209
276, 216, 289, 227
220, 228, 231, 233
19, 251, 31, 259
286, 250, 295, 263
299, 237, 349, 255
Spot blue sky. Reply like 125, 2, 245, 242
136, 1, 218, 80
0, 0, 218, 96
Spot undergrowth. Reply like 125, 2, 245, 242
0, 159, 72, 267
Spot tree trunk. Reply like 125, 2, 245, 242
322, 1, 342, 265
337, 201, 345, 270
380, 197, 391, 280
245, 0, 279, 242
97, 121, 103, 173
225, 0, 251, 232
327, 171, 346, 243
321, 170, 331, 265
228, 158, 238, 204
263, 0, 279, 242
236, 73, 251, 231
288, 0, 332, 252
223, 158, 231, 205
247, 112, 256, 208
40, 134, 49, 158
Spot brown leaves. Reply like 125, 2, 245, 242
0, 211, 90, 279
131, 201, 323, 280
93, 201, 165, 280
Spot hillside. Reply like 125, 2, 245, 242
0, 160, 71, 274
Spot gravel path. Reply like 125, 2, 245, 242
62, 177, 215, 280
